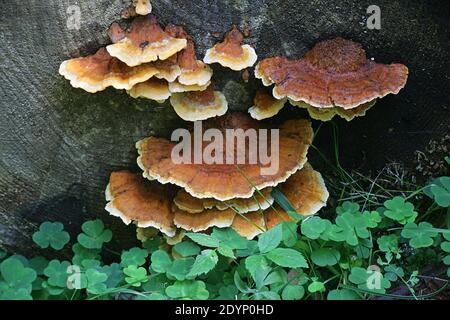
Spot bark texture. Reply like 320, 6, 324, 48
0, 0, 449, 254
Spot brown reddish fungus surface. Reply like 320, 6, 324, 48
256, 37, 409, 109
58, 47, 160, 93
136, 112, 313, 201
105, 171, 176, 237
106, 15, 187, 67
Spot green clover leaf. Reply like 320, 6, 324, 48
121, 247, 148, 267
281, 284, 305, 300
187, 249, 218, 277
99, 263, 124, 288
167, 258, 195, 281
150, 250, 172, 273
349, 267, 391, 294
311, 248, 341, 267
29, 256, 49, 276
0, 257, 36, 300
307, 279, 326, 293
85, 268, 108, 294
32, 222, 70, 250
328, 212, 368, 245
266, 248, 308, 268
165, 280, 209, 300
401, 222, 438, 248
301, 216, 330, 240
383, 197, 418, 224
173, 241, 201, 258
77, 219, 112, 249
44, 260, 71, 288
123, 265, 148, 287
72, 243, 101, 266
336, 201, 360, 215
377, 235, 400, 254
425, 177, 450, 207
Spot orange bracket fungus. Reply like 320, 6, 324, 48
165, 24, 213, 87
133, 0, 152, 16
59, 48, 161, 93
230, 164, 329, 239
136, 112, 313, 201
248, 88, 287, 120
255, 37, 408, 110
105, 171, 176, 237
173, 206, 236, 232
106, 15, 187, 67
127, 78, 171, 103
290, 99, 377, 122
169, 83, 228, 121
204, 25, 257, 71
173, 188, 274, 214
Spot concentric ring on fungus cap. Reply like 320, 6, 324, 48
105, 171, 176, 237
59, 48, 161, 93
136, 112, 313, 201
106, 15, 187, 67
255, 37, 408, 110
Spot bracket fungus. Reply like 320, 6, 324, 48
127, 78, 171, 103
59, 48, 161, 93
291, 99, 377, 122
204, 25, 257, 71
173, 206, 236, 232
255, 37, 408, 112
105, 171, 176, 237
230, 164, 329, 239
248, 88, 287, 120
136, 112, 313, 201
165, 25, 213, 87
106, 15, 187, 67
173, 188, 274, 214
133, 0, 152, 16
169, 84, 228, 121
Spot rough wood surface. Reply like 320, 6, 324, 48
1, 0, 449, 254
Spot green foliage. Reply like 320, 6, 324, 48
383, 197, 418, 224
425, 177, 450, 207
1, 174, 450, 301
32, 222, 70, 250
77, 220, 112, 249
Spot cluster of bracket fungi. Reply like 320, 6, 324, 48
59, 1, 409, 245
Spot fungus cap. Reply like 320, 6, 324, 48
291, 99, 377, 121
105, 171, 176, 237
106, 15, 187, 67
203, 26, 257, 71
248, 88, 287, 120
173, 206, 235, 232
256, 38, 408, 109
231, 212, 266, 240
59, 48, 160, 93
127, 78, 171, 103
133, 0, 152, 15
165, 25, 213, 86
136, 112, 313, 201
168, 80, 211, 93
169, 84, 228, 121
173, 188, 274, 214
